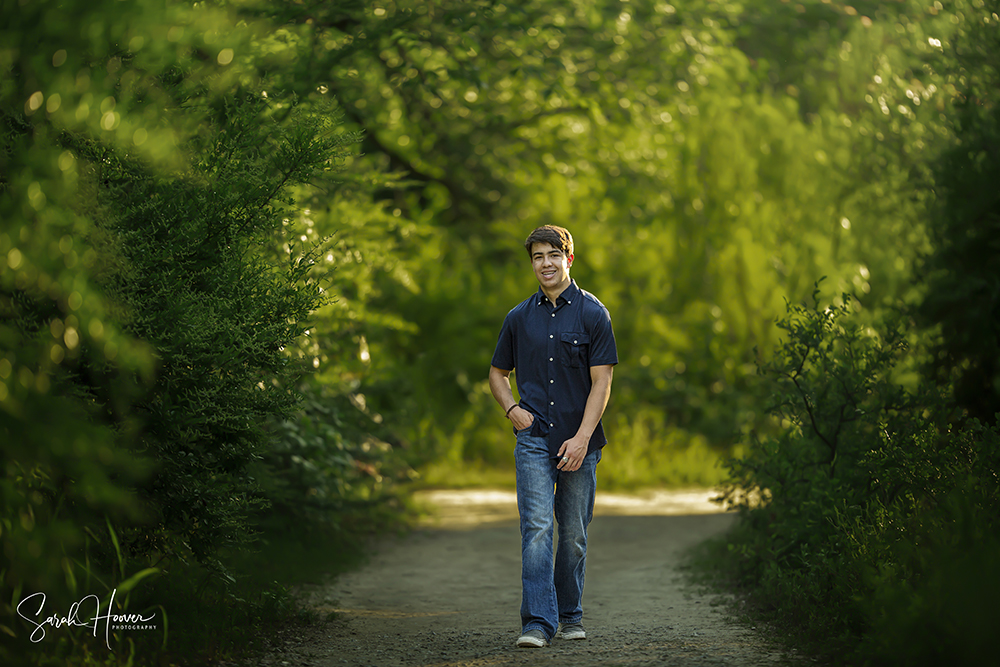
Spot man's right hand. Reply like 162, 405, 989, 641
509, 406, 535, 431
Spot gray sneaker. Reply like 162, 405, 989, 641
556, 622, 586, 640
516, 629, 548, 648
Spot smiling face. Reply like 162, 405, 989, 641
530, 242, 573, 295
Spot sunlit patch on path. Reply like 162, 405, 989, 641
415, 488, 727, 528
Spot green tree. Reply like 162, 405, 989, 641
234, 0, 958, 482
1, 0, 357, 657
85, 90, 355, 568
918, 0, 1000, 423
717, 3, 1000, 662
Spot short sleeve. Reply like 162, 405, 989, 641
491, 311, 515, 371
588, 306, 618, 367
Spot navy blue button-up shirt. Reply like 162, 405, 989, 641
491, 280, 618, 458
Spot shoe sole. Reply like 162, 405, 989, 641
516, 637, 547, 648
556, 625, 587, 640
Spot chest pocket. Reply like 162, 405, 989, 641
560, 332, 590, 368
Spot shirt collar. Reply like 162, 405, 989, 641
536, 279, 580, 306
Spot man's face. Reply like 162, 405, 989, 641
531, 242, 573, 293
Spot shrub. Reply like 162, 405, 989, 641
2, 19, 360, 658
721, 288, 1000, 663
84, 91, 355, 573
256, 383, 413, 534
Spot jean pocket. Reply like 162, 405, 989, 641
560, 332, 590, 368
515, 416, 536, 438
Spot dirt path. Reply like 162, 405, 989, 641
258, 490, 803, 667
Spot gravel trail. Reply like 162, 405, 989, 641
257, 489, 804, 667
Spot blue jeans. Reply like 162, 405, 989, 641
515, 429, 601, 639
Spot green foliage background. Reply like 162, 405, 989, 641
255, 0, 956, 486
2, 0, 998, 663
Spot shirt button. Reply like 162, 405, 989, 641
550, 401, 554, 406
550, 379, 554, 384
549, 423, 554, 427
549, 357, 553, 362
551, 313, 556, 318
574, 340, 578, 344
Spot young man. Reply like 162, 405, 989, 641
488, 225, 618, 648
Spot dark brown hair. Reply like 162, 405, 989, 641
524, 225, 574, 258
